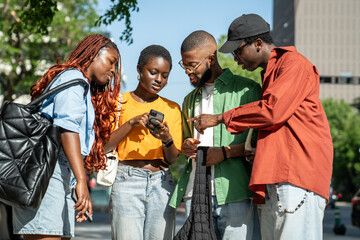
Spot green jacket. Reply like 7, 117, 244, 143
169, 69, 261, 208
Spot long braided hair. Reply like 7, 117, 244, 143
30, 34, 121, 172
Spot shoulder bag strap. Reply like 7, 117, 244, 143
27, 68, 89, 111
37, 68, 82, 99
113, 93, 122, 131
107, 93, 122, 157
27, 78, 89, 112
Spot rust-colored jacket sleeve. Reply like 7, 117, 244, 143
223, 53, 315, 134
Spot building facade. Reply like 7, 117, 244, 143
273, 0, 360, 104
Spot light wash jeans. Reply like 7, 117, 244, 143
184, 196, 261, 240
109, 164, 176, 240
260, 183, 326, 240
13, 150, 75, 237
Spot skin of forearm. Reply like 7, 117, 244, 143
60, 132, 87, 182
225, 143, 245, 159
163, 144, 179, 165
218, 113, 225, 124
104, 121, 133, 153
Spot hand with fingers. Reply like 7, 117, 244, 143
244, 150, 256, 164
187, 113, 224, 134
73, 179, 93, 222
147, 120, 172, 144
206, 147, 227, 166
129, 112, 150, 128
182, 138, 201, 159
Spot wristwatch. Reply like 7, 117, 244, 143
163, 139, 174, 148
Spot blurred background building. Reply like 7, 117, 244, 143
272, 0, 360, 104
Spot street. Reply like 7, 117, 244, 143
73, 207, 186, 240
74, 202, 360, 239
323, 202, 360, 240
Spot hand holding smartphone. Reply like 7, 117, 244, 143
148, 109, 164, 127
70, 179, 93, 222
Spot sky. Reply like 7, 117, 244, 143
98, 0, 273, 106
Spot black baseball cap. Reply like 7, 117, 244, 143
219, 14, 270, 53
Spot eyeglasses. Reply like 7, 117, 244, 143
232, 42, 249, 60
178, 55, 210, 73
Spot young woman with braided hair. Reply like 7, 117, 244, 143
13, 34, 121, 240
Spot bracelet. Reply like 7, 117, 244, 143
163, 139, 174, 148
221, 146, 227, 160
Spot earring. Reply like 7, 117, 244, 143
137, 75, 140, 80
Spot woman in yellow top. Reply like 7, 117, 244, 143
105, 45, 182, 240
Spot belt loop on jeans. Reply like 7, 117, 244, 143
128, 167, 133, 176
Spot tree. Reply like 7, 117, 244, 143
351, 96, 360, 112
0, 0, 105, 101
95, 0, 139, 44
7, 0, 138, 45
322, 99, 360, 199
217, 35, 262, 85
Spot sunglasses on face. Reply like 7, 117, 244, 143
232, 42, 249, 60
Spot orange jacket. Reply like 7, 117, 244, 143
223, 47, 333, 204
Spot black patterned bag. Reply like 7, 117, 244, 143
0, 72, 87, 208
174, 146, 217, 240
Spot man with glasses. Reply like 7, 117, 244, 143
169, 30, 261, 240
188, 14, 333, 239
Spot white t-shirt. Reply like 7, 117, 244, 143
184, 82, 216, 198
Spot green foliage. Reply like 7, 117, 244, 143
0, 0, 105, 101
322, 98, 360, 199
0, 0, 138, 100
95, 0, 139, 45
217, 35, 262, 85
6, 0, 139, 45
351, 96, 360, 111
15, 0, 58, 35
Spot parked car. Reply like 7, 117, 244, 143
351, 189, 360, 227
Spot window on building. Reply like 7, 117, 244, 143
336, 77, 353, 84
320, 76, 332, 83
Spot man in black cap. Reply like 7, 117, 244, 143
188, 14, 333, 239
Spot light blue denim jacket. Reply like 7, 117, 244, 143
40, 69, 95, 155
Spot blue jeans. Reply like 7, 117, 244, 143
184, 196, 261, 240
12, 150, 75, 237
260, 183, 326, 240
109, 164, 176, 240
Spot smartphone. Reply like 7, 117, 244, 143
71, 187, 93, 222
148, 109, 164, 126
